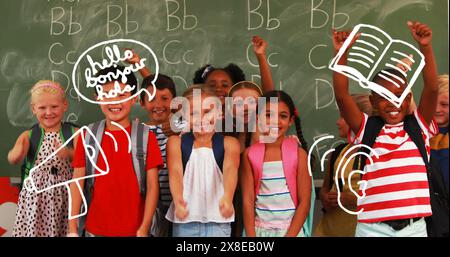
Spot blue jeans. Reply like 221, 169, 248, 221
173, 222, 231, 237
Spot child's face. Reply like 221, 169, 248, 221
336, 115, 350, 139
259, 101, 293, 141
188, 95, 217, 134
205, 70, 233, 104
231, 88, 259, 125
435, 92, 449, 127
370, 80, 411, 125
141, 88, 173, 125
31, 92, 67, 130
98, 82, 135, 124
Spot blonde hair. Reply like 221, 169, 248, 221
228, 81, 263, 97
30, 80, 66, 103
351, 94, 372, 115
182, 84, 215, 99
437, 74, 449, 95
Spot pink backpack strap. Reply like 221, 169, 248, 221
247, 142, 265, 196
282, 138, 299, 207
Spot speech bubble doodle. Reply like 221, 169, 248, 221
72, 39, 159, 105
329, 24, 425, 108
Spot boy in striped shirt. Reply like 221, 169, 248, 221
332, 21, 439, 237
140, 74, 179, 237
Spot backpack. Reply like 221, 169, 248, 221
247, 138, 316, 237
20, 122, 78, 188
328, 142, 349, 191
78, 119, 150, 235
180, 132, 225, 172
354, 115, 449, 237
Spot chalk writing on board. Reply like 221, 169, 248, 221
163, 40, 194, 65
165, 0, 198, 31
329, 24, 425, 108
247, 0, 280, 31
315, 79, 337, 110
310, 0, 349, 30
107, 3, 139, 38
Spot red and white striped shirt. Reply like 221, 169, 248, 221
349, 110, 438, 223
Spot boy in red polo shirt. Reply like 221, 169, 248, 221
68, 66, 163, 237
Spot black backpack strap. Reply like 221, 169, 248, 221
60, 122, 78, 149
212, 133, 225, 172
404, 115, 429, 166
329, 143, 348, 191
181, 132, 194, 172
21, 124, 43, 184
352, 116, 385, 172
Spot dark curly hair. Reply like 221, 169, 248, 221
193, 63, 246, 84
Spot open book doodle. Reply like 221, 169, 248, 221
329, 24, 425, 108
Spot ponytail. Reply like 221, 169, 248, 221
293, 108, 316, 171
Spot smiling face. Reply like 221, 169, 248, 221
141, 87, 173, 125
205, 70, 233, 105
187, 94, 217, 134
31, 92, 67, 131
231, 87, 260, 125
98, 81, 135, 125
370, 80, 411, 125
435, 92, 449, 128
259, 101, 293, 141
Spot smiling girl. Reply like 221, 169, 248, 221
8, 80, 77, 237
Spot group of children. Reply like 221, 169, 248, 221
7, 22, 449, 237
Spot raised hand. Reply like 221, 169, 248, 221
252, 36, 268, 57
7, 132, 29, 165
407, 21, 433, 47
332, 29, 352, 53
125, 48, 142, 64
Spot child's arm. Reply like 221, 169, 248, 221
54, 128, 79, 160
68, 167, 85, 236
240, 148, 257, 237
137, 167, 159, 237
319, 158, 338, 212
332, 30, 363, 135
285, 148, 311, 237
167, 135, 188, 220
407, 21, 439, 125
253, 36, 275, 92
125, 49, 151, 78
219, 137, 240, 218
7, 131, 30, 165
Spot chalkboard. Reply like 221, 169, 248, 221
0, 0, 448, 178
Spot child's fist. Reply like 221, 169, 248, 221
407, 21, 432, 47
175, 199, 189, 220
252, 36, 268, 56
332, 29, 352, 52
125, 48, 141, 64
53, 139, 72, 160
136, 226, 149, 237
219, 197, 234, 218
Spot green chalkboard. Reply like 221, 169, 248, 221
0, 0, 448, 178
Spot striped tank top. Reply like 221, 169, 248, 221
255, 161, 296, 230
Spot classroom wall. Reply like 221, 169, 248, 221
0, 0, 448, 178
